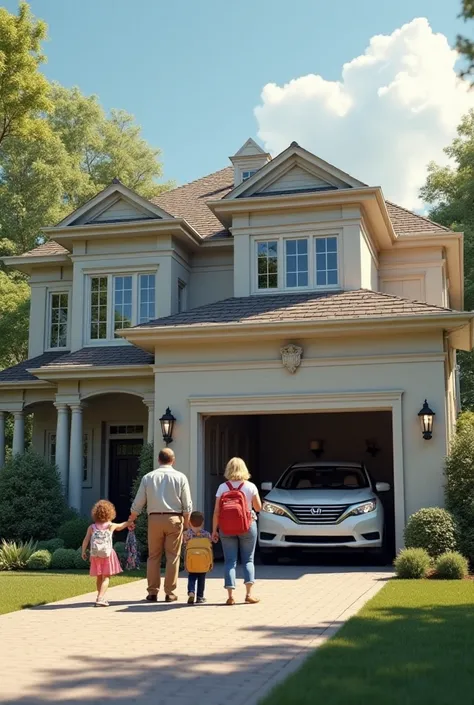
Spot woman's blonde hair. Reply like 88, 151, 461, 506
224, 457, 250, 482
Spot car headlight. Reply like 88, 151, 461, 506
262, 502, 294, 520
345, 499, 377, 518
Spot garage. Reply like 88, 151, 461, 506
203, 410, 395, 556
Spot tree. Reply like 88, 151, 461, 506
421, 111, 474, 408
0, 2, 51, 147
457, 0, 474, 79
0, 271, 29, 369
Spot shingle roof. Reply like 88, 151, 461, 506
20, 240, 69, 257
151, 167, 234, 239
42, 345, 153, 368
135, 289, 454, 330
0, 351, 69, 383
385, 201, 450, 235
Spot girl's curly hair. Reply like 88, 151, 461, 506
91, 500, 116, 523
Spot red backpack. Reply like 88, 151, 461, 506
218, 481, 251, 535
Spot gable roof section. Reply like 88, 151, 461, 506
133, 289, 455, 331
151, 167, 234, 239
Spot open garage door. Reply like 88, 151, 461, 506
204, 411, 394, 556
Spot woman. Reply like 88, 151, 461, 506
212, 457, 262, 605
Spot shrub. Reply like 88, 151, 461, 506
130, 443, 154, 558
394, 548, 432, 579
0, 451, 69, 541
445, 417, 474, 520
73, 548, 89, 570
58, 518, 90, 549
26, 550, 52, 570
404, 508, 457, 558
435, 551, 469, 580
51, 548, 76, 569
456, 519, 474, 565
0, 539, 38, 570
36, 538, 65, 553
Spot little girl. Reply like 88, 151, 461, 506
81, 499, 132, 607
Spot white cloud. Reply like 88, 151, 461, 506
254, 18, 474, 208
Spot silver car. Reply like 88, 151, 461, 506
258, 461, 390, 562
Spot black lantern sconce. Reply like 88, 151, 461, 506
159, 407, 176, 445
365, 439, 380, 457
418, 400, 435, 440
310, 439, 324, 458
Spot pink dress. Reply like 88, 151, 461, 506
89, 523, 123, 577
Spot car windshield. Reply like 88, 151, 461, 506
277, 466, 369, 490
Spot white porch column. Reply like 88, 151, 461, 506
0, 412, 5, 469
12, 411, 25, 456
54, 403, 70, 493
68, 403, 83, 512
144, 400, 155, 445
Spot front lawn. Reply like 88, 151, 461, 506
260, 580, 474, 705
0, 569, 146, 615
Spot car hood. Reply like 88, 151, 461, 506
264, 488, 375, 506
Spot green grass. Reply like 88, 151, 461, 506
0, 569, 146, 615
260, 580, 474, 705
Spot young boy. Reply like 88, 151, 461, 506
184, 511, 213, 604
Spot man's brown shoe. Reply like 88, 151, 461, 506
146, 594, 158, 603
165, 593, 178, 603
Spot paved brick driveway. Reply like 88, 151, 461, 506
0, 565, 390, 705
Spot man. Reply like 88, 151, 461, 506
129, 447, 192, 602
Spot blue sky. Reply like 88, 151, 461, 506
4, 1, 467, 191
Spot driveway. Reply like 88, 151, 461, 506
0, 565, 390, 705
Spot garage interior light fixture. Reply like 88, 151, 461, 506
418, 400, 435, 440
365, 439, 380, 457
159, 407, 176, 445
310, 439, 324, 457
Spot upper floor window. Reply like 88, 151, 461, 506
255, 235, 339, 292
242, 169, 257, 182
178, 280, 187, 313
49, 292, 69, 348
89, 272, 156, 341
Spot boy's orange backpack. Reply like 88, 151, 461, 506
185, 536, 213, 573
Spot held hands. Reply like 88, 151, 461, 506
211, 531, 219, 543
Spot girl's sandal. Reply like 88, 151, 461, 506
226, 597, 236, 606
245, 596, 260, 604
95, 600, 109, 607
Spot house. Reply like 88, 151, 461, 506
0, 138, 472, 551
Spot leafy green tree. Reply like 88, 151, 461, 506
0, 272, 29, 369
457, 0, 474, 79
0, 2, 51, 147
421, 110, 474, 407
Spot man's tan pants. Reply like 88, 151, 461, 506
147, 514, 183, 596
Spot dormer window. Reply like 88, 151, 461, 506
242, 170, 257, 182
254, 234, 340, 292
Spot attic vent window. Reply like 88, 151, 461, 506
242, 170, 257, 182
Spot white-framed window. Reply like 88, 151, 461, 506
254, 234, 340, 292
178, 280, 187, 313
48, 292, 69, 349
88, 272, 156, 342
47, 431, 92, 487
242, 169, 257, 182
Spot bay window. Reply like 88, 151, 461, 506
255, 234, 339, 292
89, 272, 156, 341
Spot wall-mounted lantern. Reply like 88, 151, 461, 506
159, 407, 176, 445
310, 439, 324, 458
418, 400, 435, 440
365, 439, 380, 457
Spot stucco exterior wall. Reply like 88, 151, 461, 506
188, 248, 234, 308
379, 247, 446, 307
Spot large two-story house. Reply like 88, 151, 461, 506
0, 138, 472, 551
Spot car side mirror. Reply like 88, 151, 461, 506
261, 482, 273, 492
375, 482, 390, 492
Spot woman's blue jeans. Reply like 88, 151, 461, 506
220, 521, 258, 589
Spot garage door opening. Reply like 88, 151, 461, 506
204, 411, 394, 556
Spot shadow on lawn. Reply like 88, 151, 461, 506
6, 601, 474, 705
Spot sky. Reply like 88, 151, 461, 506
4, 0, 473, 208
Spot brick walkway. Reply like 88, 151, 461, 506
0, 565, 390, 705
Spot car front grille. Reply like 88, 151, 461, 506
286, 504, 349, 524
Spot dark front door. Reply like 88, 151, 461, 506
109, 439, 144, 524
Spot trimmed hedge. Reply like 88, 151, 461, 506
435, 551, 469, 580
394, 548, 432, 579
73, 547, 89, 570
404, 507, 457, 558
36, 538, 65, 553
51, 548, 76, 569
58, 518, 90, 549
26, 550, 52, 570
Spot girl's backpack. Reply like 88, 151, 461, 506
218, 481, 251, 536
185, 537, 213, 573
90, 524, 113, 558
